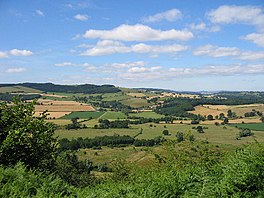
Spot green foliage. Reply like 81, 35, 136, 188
0, 162, 75, 197
55, 152, 94, 187
0, 99, 57, 170
238, 128, 254, 138
0, 93, 41, 101
162, 129, 169, 135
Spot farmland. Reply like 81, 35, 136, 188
229, 123, 264, 131
61, 111, 104, 119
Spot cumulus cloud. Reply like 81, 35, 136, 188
188, 22, 220, 32
36, 10, 44, 16
54, 62, 74, 67
0, 51, 8, 58
6, 67, 26, 73
80, 40, 188, 56
74, 14, 89, 21
242, 33, 264, 47
142, 9, 182, 23
193, 45, 240, 57
207, 5, 264, 31
54, 62, 96, 71
83, 24, 194, 41
193, 44, 264, 60
9, 49, 33, 56
110, 61, 146, 68
120, 63, 264, 81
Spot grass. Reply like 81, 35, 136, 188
55, 128, 139, 139
0, 85, 42, 93
121, 98, 150, 108
77, 146, 154, 167
229, 123, 264, 131
99, 111, 127, 119
129, 111, 165, 119
61, 111, 104, 119
54, 122, 264, 145
101, 92, 131, 101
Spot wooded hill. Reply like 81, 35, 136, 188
0, 83, 120, 94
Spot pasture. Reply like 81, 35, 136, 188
129, 111, 165, 118
99, 111, 127, 119
121, 98, 150, 108
0, 85, 42, 93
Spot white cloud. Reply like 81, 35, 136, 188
36, 10, 44, 16
54, 62, 74, 67
0, 51, 8, 58
193, 44, 264, 60
74, 14, 89, 21
9, 49, 33, 56
83, 24, 194, 41
207, 5, 264, 31
110, 61, 146, 68
81, 40, 188, 56
193, 45, 240, 57
120, 63, 264, 81
242, 33, 264, 47
188, 22, 220, 32
142, 9, 182, 23
6, 67, 26, 73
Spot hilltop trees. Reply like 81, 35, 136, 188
0, 99, 57, 170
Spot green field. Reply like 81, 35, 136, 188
54, 122, 264, 145
0, 85, 42, 93
101, 92, 131, 101
99, 111, 127, 119
55, 128, 139, 139
61, 111, 104, 119
229, 123, 264, 131
121, 98, 150, 108
129, 111, 165, 118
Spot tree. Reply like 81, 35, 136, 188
0, 99, 57, 170
196, 126, 204, 133
162, 130, 169, 135
176, 132, 184, 142
219, 113, 225, 120
207, 115, 214, 120
260, 116, 264, 123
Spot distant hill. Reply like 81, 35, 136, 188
0, 85, 42, 94
0, 83, 120, 94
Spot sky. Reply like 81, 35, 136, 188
0, 0, 264, 91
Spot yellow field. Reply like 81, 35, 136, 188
190, 104, 264, 117
41, 93, 69, 98
34, 111, 71, 119
35, 99, 95, 112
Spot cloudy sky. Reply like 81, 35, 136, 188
1, 0, 264, 91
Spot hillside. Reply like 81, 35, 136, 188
0, 83, 121, 94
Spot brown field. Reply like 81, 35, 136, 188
34, 111, 71, 118
35, 99, 95, 112
202, 118, 261, 124
190, 104, 264, 117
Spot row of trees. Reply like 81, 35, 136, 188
58, 135, 165, 151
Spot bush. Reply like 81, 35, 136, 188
238, 128, 254, 138
162, 130, 169, 135
0, 99, 57, 170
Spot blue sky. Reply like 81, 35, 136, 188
1, 0, 264, 91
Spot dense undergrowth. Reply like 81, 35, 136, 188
1, 142, 264, 197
